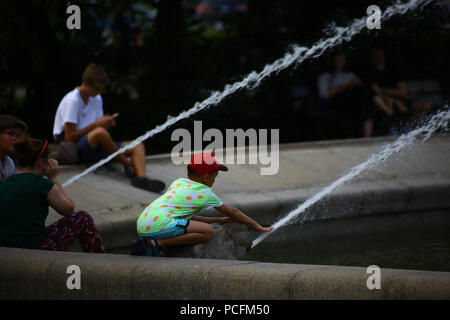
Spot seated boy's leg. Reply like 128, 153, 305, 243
120, 140, 166, 193
85, 127, 130, 166
158, 220, 214, 248
120, 140, 146, 177
81, 128, 165, 193
77, 135, 100, 163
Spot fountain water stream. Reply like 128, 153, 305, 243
62, 0, 433, 187
252, 106, 450, 248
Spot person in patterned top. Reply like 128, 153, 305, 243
133, 153, 272, 256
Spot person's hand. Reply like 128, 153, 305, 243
371, 83, 383, 95
44, 158, 59, 180
252, 223, 274, 233
95, 115, 116, 129
393, 99, 408, 113
374, 95, 394, 118
348, 77, 361, 87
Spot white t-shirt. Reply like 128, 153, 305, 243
317, 72, 357, 99
53, 88, 104, 139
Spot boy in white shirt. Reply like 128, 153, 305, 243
53, 64, 165, 193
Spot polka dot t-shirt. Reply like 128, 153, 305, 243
137, 178, 223, 235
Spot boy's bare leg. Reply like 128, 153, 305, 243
374, 95, 393, 118
393, 99, 408, 113
158, 221, 214, 248
364, 119, 374, 137
87, 127, 130, 167
121, 141, 147, 178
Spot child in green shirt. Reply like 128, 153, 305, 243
133, 153, 272, 256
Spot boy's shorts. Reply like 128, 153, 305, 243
139, 219, 190, 240
77, 135, 122, 163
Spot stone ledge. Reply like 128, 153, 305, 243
1, 247, 449, 300
55, 135, 395, 174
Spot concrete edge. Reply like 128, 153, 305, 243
57, 133, 450, 173
55, 135, 399, 174
1, 247, 449, 300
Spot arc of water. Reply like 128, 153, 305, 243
63, 0, 434, 188
252, 106, 450, 248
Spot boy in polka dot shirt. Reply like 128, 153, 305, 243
133, 153, 273, 256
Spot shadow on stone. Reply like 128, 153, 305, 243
166, 222, 253, 260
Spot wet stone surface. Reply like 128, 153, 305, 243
166, 222, 253, 260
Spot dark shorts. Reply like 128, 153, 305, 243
77, 135, 122, 163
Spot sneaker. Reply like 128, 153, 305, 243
124, 165, 136, 178
131, 176, 166, 193
130, 238, 145, 256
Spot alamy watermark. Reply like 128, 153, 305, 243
66, 5, 81, 30
367, 5, 382, 29
171, 121, 280, 175
66, 265, 81, 290
366, 265, 381, 290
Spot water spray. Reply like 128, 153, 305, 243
62, 0, 433, 187
252, 106, 450, 248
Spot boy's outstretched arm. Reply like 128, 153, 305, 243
192, 215, 230, 224
214, 204, 273, 232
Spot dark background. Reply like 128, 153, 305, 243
0, 0, 449, 154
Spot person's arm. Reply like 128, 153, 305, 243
192, 215, 231, 224
45, 159, 75, 216
64, 115, 115, 142
327, 76, 361, 97
371, 83, 383, 95
328, 83, 350, 97
214, 204, 272, 232
383, 82, 407, 98
64, 121, 96, 142
317, 74, 330, 99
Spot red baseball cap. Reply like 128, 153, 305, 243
188, 153, 228, 175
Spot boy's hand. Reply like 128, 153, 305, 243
215, 204, 273, 232
96, 115, 116, 129
252, 223, 274, 233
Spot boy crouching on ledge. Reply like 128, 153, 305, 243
132, 152, 272, 256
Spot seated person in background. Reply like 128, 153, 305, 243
316, 51, 364, 136
0, 138, 104, 252
317, 52, 362, 102
0, 115, 28, 182
52, 63, 165, 193
131, 153, 273, 256
361, 48, 432, 137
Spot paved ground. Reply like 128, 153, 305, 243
48, 134, 450, 250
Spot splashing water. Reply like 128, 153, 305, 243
252, 106, 450, 248
62, 0, 433, 187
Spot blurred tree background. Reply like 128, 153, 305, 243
0, 0, 449, 154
